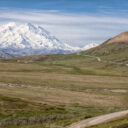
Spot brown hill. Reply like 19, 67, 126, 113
105, 32, 128, 44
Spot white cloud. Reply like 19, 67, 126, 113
0, 8, 128, 47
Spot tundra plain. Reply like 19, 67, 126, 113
0, 52, 128, 128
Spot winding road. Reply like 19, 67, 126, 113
68, 110, 128, 128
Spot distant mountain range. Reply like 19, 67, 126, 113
0, 22, 97, 58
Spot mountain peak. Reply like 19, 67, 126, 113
6, 22, 16, 27
0, 22, 81, 56
24, 23, 37, 30
26, 22, 34, 26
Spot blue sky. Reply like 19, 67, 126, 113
0, 0, 128, 47
0, 0, 128, 14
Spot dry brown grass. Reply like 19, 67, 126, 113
0, 84, 124, 107
0, 62, 127, 107
0, 71, 128, 89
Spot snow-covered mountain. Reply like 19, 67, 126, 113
82, 43, 98, 50
0, 22, 81, 56
0, 22, 98, 56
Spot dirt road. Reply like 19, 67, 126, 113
68, 110, 128, 128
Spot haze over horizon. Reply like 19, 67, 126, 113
0, 0, 128, 47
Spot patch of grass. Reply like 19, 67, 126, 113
0, 95, 19, 102
0, 94, 127, 128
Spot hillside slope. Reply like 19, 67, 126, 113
84, 32, 128, 63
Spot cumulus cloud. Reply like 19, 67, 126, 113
0, 8, 128, 47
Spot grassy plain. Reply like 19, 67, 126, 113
0, 49, 128, 128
